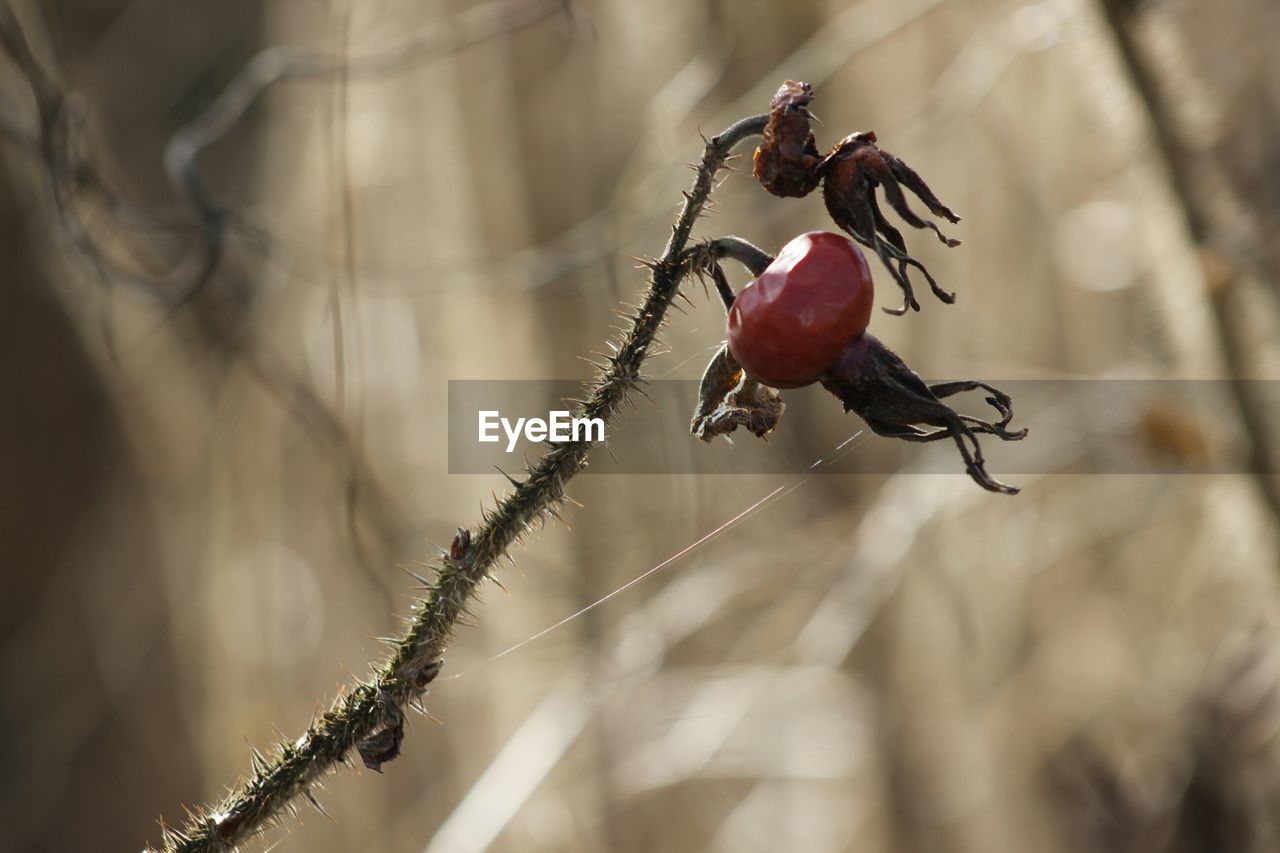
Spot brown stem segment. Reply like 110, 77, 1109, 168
681, 236, 774, 312
704, 236, 774, 278
152, 113, 767, 853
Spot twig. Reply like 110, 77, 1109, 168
0, 0, 571, 304
151, 112, 768, 853
680, 236, 774, 311
162, 0, 572, 303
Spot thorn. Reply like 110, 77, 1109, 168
494, 466, 522, 487
303, 790, 334, 820
398, 565, 432, 586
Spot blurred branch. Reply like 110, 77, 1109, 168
0, 2, 161, 293
1097, 0, 1280, 531
150, 113, 768, 853
0, 0, 573, 602
0, 0, 572, 304
164, 0, 572, 303
2, 4, 405, 596
0, 95, 35, 147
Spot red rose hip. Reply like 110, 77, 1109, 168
727, 231, 874, 388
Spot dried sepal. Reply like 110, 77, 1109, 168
819, 334, 1026, 494
752, 81, 823, 198
750, 80, 964, 315
819, 131, 961, 314
691, 343, 785, 442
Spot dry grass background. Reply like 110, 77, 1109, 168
3, 0, 1280, 850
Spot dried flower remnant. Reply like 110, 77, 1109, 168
819, 334, 1027, 494
752, 80, 823, 197
690, 343, 785, 442
752, 81, 963, 314
819, 131, 962, 313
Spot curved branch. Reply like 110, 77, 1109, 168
680, 236, 774, 312
704, 235, 774, 277
152, 112, 768, 853
163, 0, 573, 304
0, 0, 572, 305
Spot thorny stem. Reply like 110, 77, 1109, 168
152, 113, 768, 853
160, 0, 572, 302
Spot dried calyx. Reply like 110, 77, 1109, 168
753, 80, 962, 315
819, 334, 1027, 494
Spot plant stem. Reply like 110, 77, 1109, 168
704, 236, 774, 277
154, 113, 767, 853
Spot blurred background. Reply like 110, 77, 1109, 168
3, 0, 1280, 850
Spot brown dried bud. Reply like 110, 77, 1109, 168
449, 527, 471, 562
413, 659, 444, 690
752, 80, 823, 198
357, 692, 406, 773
